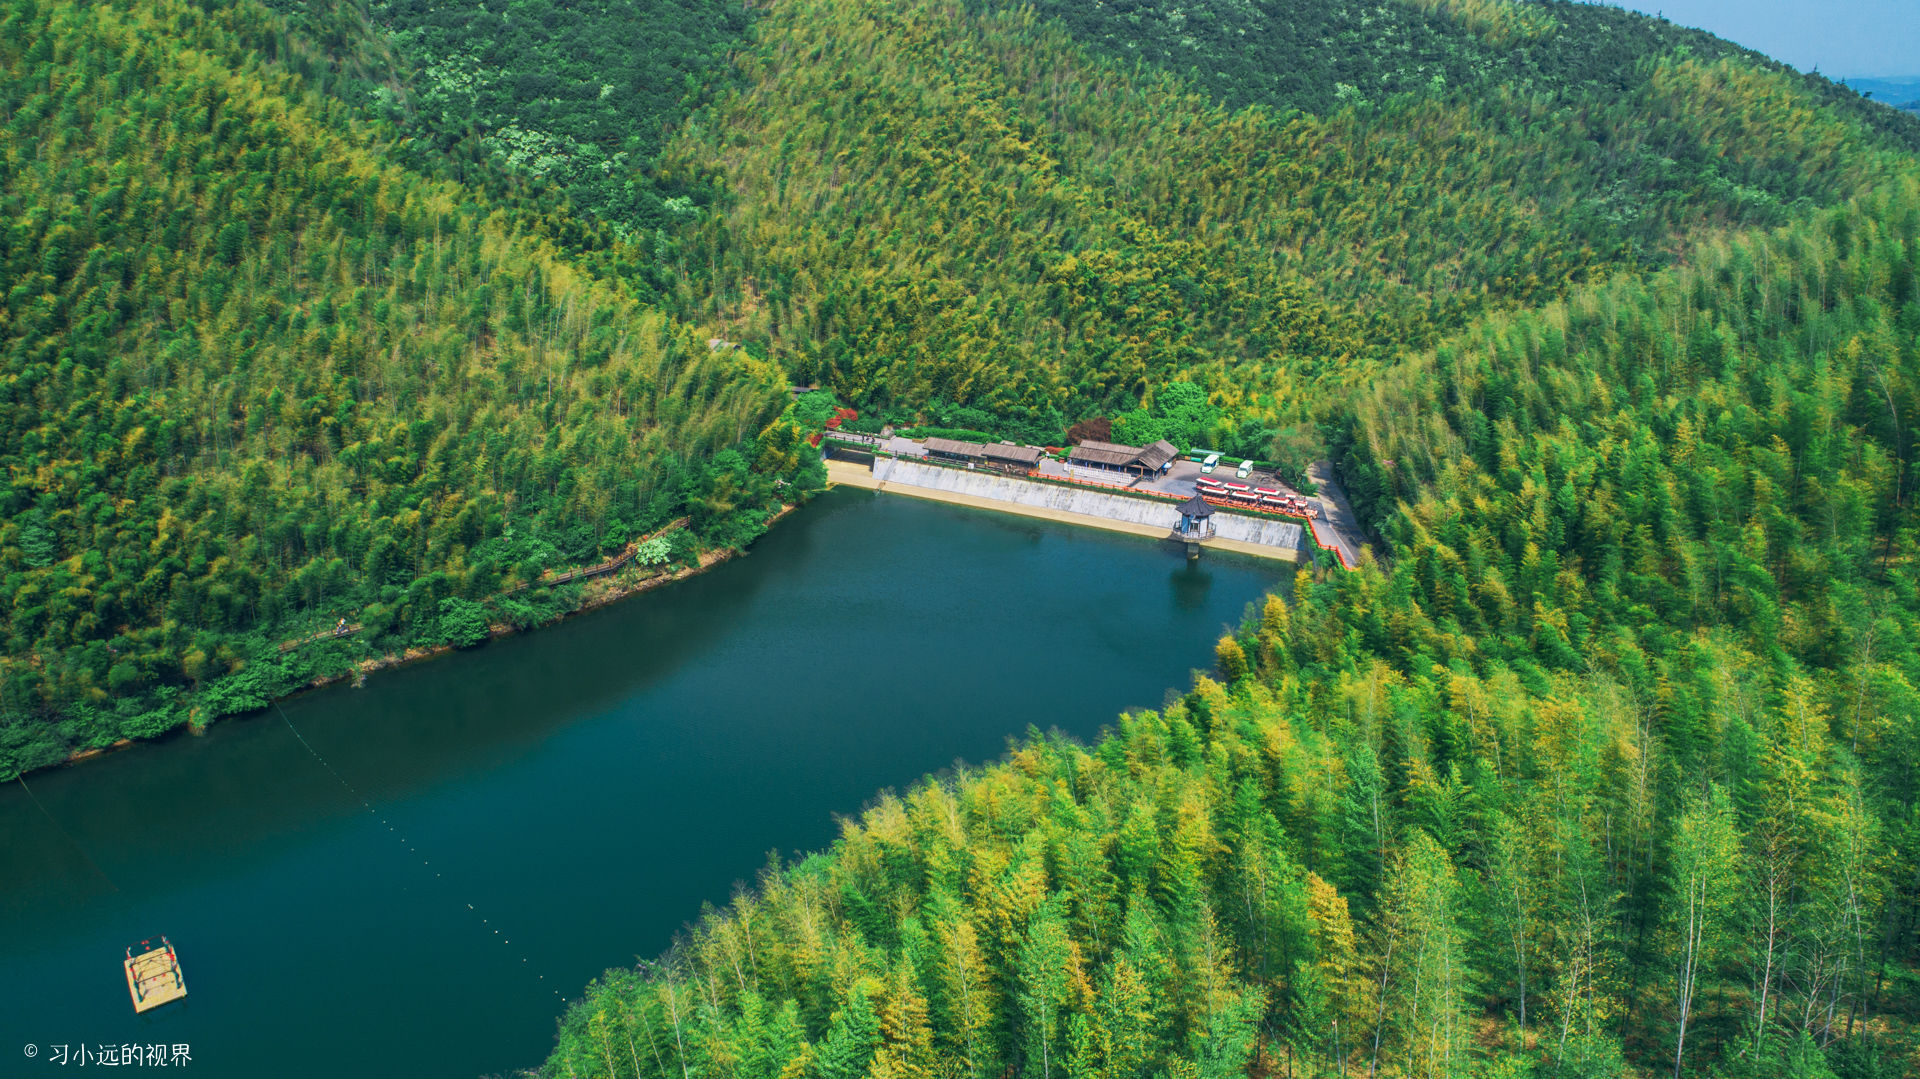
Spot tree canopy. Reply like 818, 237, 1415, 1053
9, 0, 1920, 1073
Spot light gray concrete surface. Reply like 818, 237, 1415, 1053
1305, 460, 1367, 566
1136, 460, 1203, 495
872, 458, 1303, 550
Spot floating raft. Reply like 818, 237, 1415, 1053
124, 938, 186, 1013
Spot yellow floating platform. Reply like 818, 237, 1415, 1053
124, 939, 186, 1013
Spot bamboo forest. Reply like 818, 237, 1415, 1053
5, 0, 1920, 1075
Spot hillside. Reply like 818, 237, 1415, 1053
648, 0, 1915, 443
287, 0, 1920, 444
0, 0, 818, 776
996, 0, 1920, 144
532, 1, 1920, 1078
542, 176, 1920, 1079
7, 0, 1920, 1074
358, 0, 751, 233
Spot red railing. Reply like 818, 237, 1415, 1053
877, 449, 1358, 567
1307, 519, 1357, 570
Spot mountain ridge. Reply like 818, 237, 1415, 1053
6, 1, 1920, 1076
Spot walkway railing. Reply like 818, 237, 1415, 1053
522, 517, 691, 590
283, 519, 698, 652
1306, 519, 1357, 570
866, 445, 1360, 566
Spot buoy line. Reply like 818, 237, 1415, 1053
274, 702, 565, 1000
16, 774, 120, 892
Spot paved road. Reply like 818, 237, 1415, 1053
1305, 460, 1369, 567
1136, 458, 1292, 496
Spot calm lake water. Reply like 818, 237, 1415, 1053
0, 488, 1286, 1078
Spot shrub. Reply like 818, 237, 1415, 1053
1066, 416, 1111, 444
635, 536, 673, 566
792, 391, 839, 428
435, 598, 492, 649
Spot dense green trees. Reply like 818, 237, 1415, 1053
0, 0, 819, 775
541, 559, 1919, 1077
539, 11, 1920, 1074
639, 0, 1917, 443
985, 0, 1920, 144
359, 0, 751, 234
9, 0, 1920, 1072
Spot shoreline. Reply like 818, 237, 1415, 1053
37, 465, 1294, 781
42, 504, 801, 777
827, 459, 1300, 562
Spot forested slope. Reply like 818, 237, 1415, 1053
542, 175, 1920, 1079
650, 0, 1914, 446
537, 2, 1920, 1076
984, 0, 1920, 142
359, 0, 752, 233
0, 0, 816, 776
10, 0, 1920, 1072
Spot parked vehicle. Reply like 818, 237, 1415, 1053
1200, 453, 1222, 474
1236, 459, 1253, 478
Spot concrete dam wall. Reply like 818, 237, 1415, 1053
870, 458, 1303, 552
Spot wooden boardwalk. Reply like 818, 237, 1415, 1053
124, 939, 186, 1013
279, 518, 696, 652
517, 517, 690, 590
279, 622, 361, 652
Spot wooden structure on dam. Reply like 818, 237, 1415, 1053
1174, 493, 1216, 539
1065, 438, 1180, 477
1174, 493, 1216, 559
922, 438, 1048, 474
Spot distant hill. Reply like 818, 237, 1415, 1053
11, 2, 1920, 1076
997, 0, 1920, 139
642, 0, 1920, 430
1843, 74, 1920, 111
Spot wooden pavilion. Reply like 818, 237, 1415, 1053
1067, 439, 1180, 477
1175, 492, 1216, 541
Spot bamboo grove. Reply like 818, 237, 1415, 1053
645, 0, 1919, 439
539, 1, 1920, 1075
0, 0, 818, 775
541, 180, 1920, 1079
9, 0, 1920, 1073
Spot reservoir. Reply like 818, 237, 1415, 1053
0, 488, 1286, 1078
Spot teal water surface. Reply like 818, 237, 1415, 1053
0, 488, 1286, 1078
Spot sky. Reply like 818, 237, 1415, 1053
1608, 0, 1919, 77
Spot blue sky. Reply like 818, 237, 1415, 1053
1608, 0, 1919, 77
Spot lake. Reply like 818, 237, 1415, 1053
0, 487, 1287, 1078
